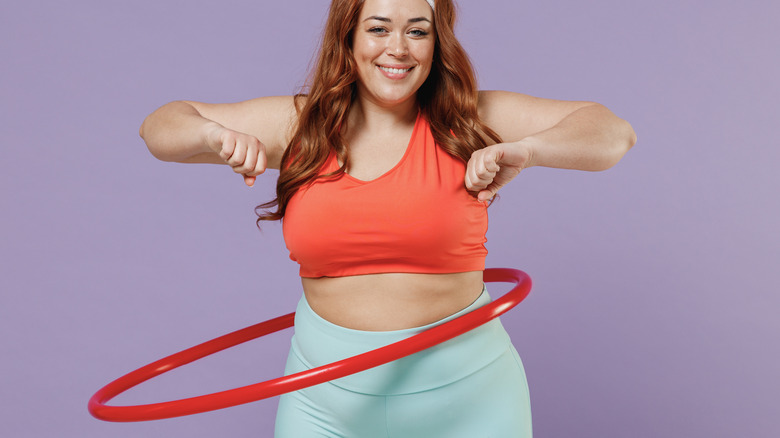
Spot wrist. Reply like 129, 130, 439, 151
510, 138, 537, 170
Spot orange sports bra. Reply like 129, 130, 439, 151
282, 113, 488, 278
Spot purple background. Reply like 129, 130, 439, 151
2, 0, 778, 436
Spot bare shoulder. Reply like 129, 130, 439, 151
185, 95, 301, 169
477, 90, 596, 143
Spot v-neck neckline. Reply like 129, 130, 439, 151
336, 111, 422, 184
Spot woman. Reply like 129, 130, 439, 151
140, 0, 636, 436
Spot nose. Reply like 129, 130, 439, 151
387, 33, 408, 57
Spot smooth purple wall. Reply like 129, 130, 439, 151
1, 1, 778, 437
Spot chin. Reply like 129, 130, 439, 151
373, 87, 419, 106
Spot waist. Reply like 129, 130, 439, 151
300, 271, 485, 331
290, 284, 514, 395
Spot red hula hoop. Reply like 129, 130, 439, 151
89, 268, 531, 422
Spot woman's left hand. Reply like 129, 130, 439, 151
465, 141, 533, 202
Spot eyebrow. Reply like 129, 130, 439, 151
364, 16, 432, 24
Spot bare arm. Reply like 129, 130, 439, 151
477, 90, 636, 170
139, 96, 298, 184
466, 90, 637, 200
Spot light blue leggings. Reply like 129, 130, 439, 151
274, 286, 533, 437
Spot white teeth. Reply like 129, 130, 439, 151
379, 66, 412, 74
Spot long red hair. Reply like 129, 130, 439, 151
257, 0, 501, 223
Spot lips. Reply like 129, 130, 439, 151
376, 65, 416, 81
378, 65, 414, 74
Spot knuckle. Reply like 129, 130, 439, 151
239, 160, 253, 172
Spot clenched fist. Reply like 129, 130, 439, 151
206, 125, 268, 187
465, 141, 533, 202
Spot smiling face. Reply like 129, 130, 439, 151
352, 0, 435, 109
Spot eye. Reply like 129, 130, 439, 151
408, 29, 429, 37
368, 27, 388, 34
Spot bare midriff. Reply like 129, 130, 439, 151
300, 271, 485, 331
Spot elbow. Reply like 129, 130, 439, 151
139, 118, 148, 144
619, 119, 638, 160
138, 116, 162, 160
139, 120, 173, 162
578, 104, 636, 171
624, 119, 638, 151
138, 109, 177, 162
600, 118, 636, 171
144, 142, 176, 163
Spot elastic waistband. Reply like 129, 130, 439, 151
290, 285, 513, 395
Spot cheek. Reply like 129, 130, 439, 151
424, 45, 435, 64
414, 44, 435, 68
355, 39, 382, 61
367, 41, 385, 59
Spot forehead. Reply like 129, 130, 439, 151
358, 0, 434, 21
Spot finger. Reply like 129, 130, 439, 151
245, 143, 267, 177
236, 143, 258, 174
465, 152, 488, 191
465, 160, 480, 191
243, 174, 256, 187
477, 188, 495, 202
227, 141, 248, 167
475, 157, 494, 182
219, 135, 236, 161
484, 152, 501, 173
470, 165, 489, 189
471, 154, 498, 190
480, 148, 501, 173
254, 144, 267, 175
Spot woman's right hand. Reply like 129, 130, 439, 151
141, 97, 295, 179
205, 124, 268, 187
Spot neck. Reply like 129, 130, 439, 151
348, 97, 419, 133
